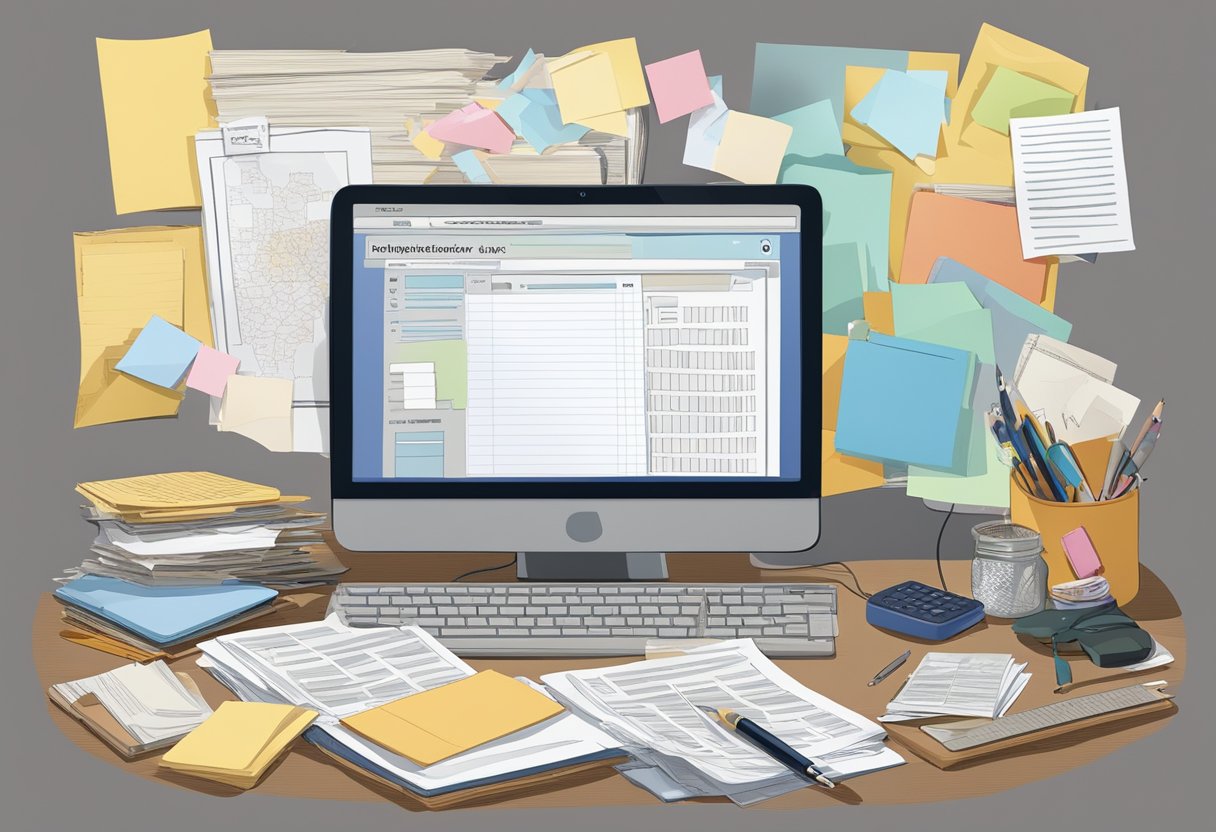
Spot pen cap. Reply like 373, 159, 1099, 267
1010, 437, 1140, 605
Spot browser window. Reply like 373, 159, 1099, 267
350, 205, 802, 481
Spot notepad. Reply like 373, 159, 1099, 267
835, 332, 975, 469
340, 670, 564, 766
160, 701, 317, 789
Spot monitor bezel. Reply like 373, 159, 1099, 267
330, 184, 822, 499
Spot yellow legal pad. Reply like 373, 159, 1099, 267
160, 701, 317, 790
340, 670, 564, 766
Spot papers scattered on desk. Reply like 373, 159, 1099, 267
881, 653, 1030, 722
542, 639, 901, 805
1011, 108, 1135, 258
196, 616, 623, 799
50, 660, 213, 754
161, 701, 318, 789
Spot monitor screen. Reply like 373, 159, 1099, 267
349, 203, 803, 483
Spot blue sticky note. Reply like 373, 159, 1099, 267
780, 156, 892, 291
452, 149, 492, 183
516, 89, 590, 152
497, 48, 537, 90
773, 99, 844, 159
835, 332, 975, 469
115, 315, 201, 389
822, 242, 866, 335
851, 69, 947, 160
752, 43, 909, 122
928, 257, 1073, 372
54, 576, 276, 646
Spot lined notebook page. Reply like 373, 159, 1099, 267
1010, 107, 1135, 258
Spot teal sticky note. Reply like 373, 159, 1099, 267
516, 89, 590, 152
835, 333, 975, 469
752, 43, 909, 122
891, 281, 983, 332
823, 242, 866, 335
497, 48, 538, 91
773, 99, 844, 159
452, 150, 491, 183
903, 309, 997, 367
928, 257, 1073, 372
781, 156, 892, 291
115, 314, 201, 389
852, 69, 947, 160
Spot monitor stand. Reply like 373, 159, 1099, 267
516, 552, 669, 582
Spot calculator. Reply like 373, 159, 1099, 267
866, 581, 986, 641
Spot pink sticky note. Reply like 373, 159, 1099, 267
427, 104, 516, 154
1061, 526, 1103, 579
185, 345, 240, 398
644, 51, 714, 123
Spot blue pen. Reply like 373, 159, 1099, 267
1023, 422, 1068, 501
1047, 442, 1095, 501
996, 368, 1039, 487
992, 420, 1035, 496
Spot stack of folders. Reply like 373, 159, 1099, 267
206, 49, 644, 185
48, 660, 213, 758
160, 701, 318, 789
1051, 576, 1113, 609
880, 653, 1030, 722
196, 616, 626, 808
65, 472, 345, 587
54, 575, 283, 661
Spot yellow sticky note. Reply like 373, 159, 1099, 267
550, 52, 623, 124
341, 671, 563, 766
711, 111, 793, 184
411, 128, 445, 161
577, 110, 629, 136
219, 375, 294, 452
576, 37, 650, 108
822, 334, 848, 432
96, 31, 216, 214
823, 431, 885, 496
863, 291, 895, 334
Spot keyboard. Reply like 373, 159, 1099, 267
327, 582, 837, 657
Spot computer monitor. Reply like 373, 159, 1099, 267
330, 185, 822, 580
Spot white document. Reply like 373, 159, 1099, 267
542, 639, 895, 805
196, 126, 373, 453
98, 524, 281, 556
1013, 334, 1140, 443
1010, 108, 1135, 259
52, 661, 212, 745
882, 653, 1030, 721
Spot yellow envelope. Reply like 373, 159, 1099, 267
822, 431, 885, 496
712, 112, 793, 184
218, 376, 294, 452
96, 30, 216, 214
578, 109, 630, 137
341, 670, 564, 766
842, 52, 959, 149
575, 37, 649, 108
550, 51, 622, 124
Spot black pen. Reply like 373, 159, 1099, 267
867, 649, 911, 686
698, 705, 835, 788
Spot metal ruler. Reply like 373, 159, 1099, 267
924, 684, 1172, 752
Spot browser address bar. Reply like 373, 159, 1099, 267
354, 215, 798, 229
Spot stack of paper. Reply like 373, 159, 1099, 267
160, 701, 318, 789
881, 653, 1030, 721
1051, 576, 1113, 609
48, 660, 213, 758
196, 616, 624, 802
543, 639, 903, 805
64, 472, 343, 588
72, 227, 213, 428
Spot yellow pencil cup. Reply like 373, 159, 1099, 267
1008, 437, 1141, 605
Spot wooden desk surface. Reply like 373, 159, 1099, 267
33, 539, 1186, 811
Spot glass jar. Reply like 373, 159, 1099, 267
970, 521, 1047, 618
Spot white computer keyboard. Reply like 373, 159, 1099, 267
326, 582, 837, 656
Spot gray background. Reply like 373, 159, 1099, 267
2, 0, 1212, 829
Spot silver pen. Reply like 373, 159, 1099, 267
866, 650, 912, 686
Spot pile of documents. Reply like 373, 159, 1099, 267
65, 472, 343, 587
196, 616, 624, 805
543, 639, 904, 804
48, 660, 213, 758
880, 652, 1030, 722
1050, 576, 1113, 609
160, 701, 318, 789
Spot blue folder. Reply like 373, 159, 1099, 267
835, 332, 975, 470
54, 576, 277, 646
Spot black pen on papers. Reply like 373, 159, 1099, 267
697, 705, 835, 788
867, 649, 912, 686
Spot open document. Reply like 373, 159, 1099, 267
196, 616, 621, 796
881, 652, 1030, 722
542, 639, 901, 804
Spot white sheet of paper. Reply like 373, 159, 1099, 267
1010, 108, 1135, 258
1013, 334, 1139, 442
